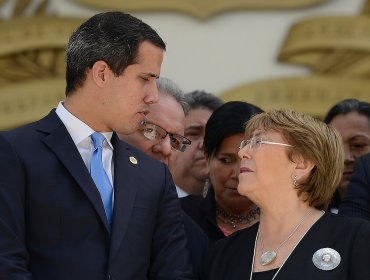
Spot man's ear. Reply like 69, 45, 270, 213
91, 61, 109, 87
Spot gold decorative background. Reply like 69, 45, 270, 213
221, 1, 370, 116
0, 0, 83, 129
73, 0, 331, 20
222, 76, 370, 118
0, 0, 369, 129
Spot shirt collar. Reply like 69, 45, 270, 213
176, 185, 189, 198
55, 101, 114, 149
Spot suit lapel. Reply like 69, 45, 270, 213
37, 111, 110, 231
109, 134, 140, 260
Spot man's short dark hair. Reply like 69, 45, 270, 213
185, 90, 224, 112
65, 12, 166, 95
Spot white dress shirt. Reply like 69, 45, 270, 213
55, 101, 114, 194
176, 185, 189, 198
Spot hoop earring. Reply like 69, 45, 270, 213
203, 178, 210, 198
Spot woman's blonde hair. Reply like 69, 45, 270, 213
245, 109, 344, 210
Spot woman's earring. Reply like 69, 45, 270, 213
203, 178, 210, 198
292, 175, 298, 188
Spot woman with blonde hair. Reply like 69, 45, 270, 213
205, 109, 370, 280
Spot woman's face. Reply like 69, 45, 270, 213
237, 130, 295, 203
330, 112, 370, 192
208, 133, 254, 213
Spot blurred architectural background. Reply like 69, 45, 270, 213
0, 0, 369, 129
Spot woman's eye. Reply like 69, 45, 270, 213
219, 157, 232, 164
351, 143, 369, 149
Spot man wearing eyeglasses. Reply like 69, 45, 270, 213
118, 77, 208, 279
171, 91, 224, 197
119, 77, 192, 168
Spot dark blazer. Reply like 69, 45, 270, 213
0, 111, 194, 280
180, 188, 225, 245
182, 213, 209, 279
339, 153, 370, 220
204, 213, 370, 280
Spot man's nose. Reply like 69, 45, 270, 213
153, 135, 172, 157
144, 80, 159, 105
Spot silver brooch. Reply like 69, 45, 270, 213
312, 248, 341, 270
129, 156, 138, 165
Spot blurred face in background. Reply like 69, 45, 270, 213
119, 93, 185, 169
172, 107, 213, 194
208, 133, 254, 214
329, 112, 370, 195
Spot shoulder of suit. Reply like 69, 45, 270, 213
324, 212, 370, 230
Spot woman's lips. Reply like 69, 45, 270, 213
342, 171, 353, 179
240, 167, 252, 174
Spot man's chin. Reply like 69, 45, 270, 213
191, 170, 208, 181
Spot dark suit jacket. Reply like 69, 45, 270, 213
204, 213, 370, 280
180, 188, 225, 246
339, 153, 370, 220
182, 213, 209, 279
0, 111, 194, 280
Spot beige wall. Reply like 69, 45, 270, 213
0, 0, 364, 95
0, 0, 368, 128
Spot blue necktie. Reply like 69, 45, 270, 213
90, 132, 113, 227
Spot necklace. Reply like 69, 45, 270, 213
216, 205, 259, 229
259, 209, 314, 266
249, 210, 325, 280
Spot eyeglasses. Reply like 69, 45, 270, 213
239, 137, 294, 150
139, 121, 192, 152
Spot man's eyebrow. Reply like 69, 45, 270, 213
186, 124, 202, 130
143, 72, 159, 78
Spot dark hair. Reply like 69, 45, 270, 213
324, 99, 370, 124
204, 101, 263, 157
65, 12, 166, 95
185, 90, 224, 112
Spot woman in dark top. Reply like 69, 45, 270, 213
205, 109, 370, 280
323, 99, 370, 213
181, 101, 263, 245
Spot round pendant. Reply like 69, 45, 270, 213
260, 251, 277, 266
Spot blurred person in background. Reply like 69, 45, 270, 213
181, 101, 263, 245
323, 98, 370, 213
171, 90, 223, 197
119, 77, 191, 169
340, 152, 370, 220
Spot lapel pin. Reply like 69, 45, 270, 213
129, 156, 138, 165
312, 248, 341, 271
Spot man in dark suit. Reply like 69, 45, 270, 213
339, 153, 370, 220
0, 12, 193, 280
